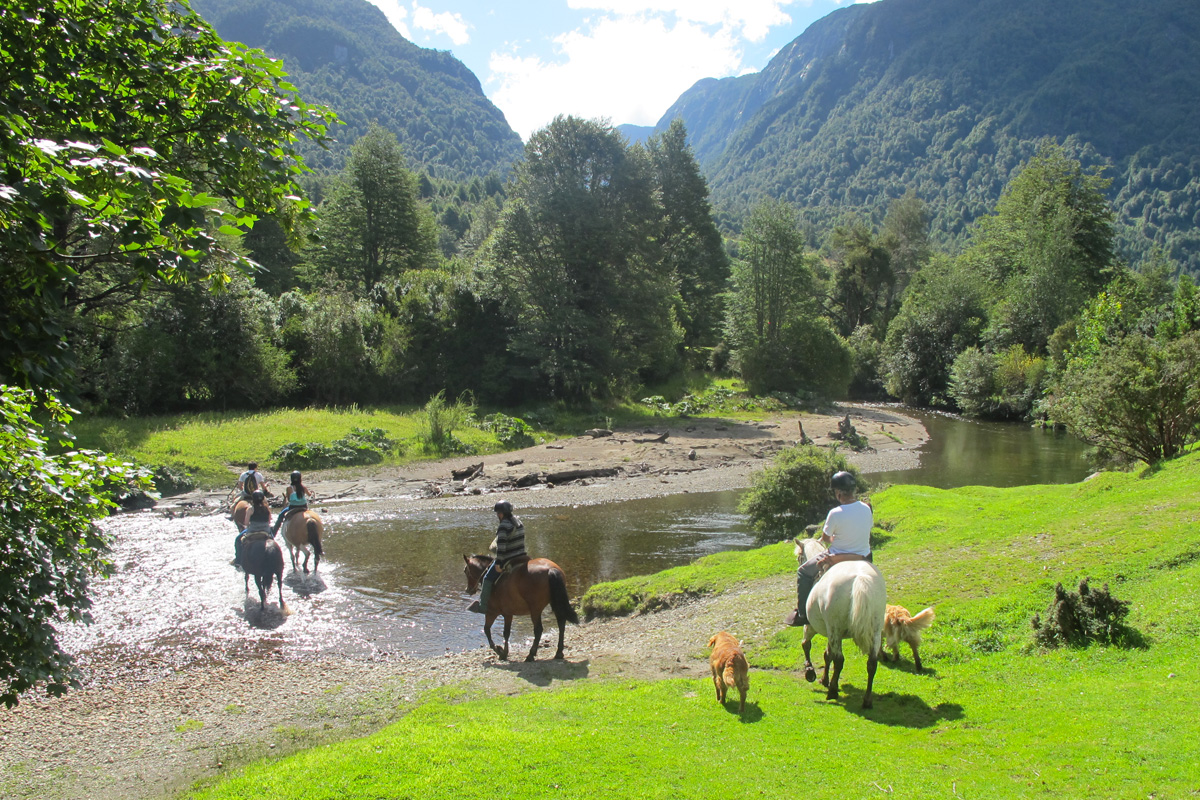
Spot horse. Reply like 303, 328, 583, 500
242, 533, 286, 612
462, 554, 579, 661
793, 536, 887, 709
281, 510, 324, 574
231, 498, 250, 531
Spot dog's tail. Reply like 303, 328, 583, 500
723, 659, 737, 687
905, 607, 936, 632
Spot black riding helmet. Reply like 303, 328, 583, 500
251, 489, 266, 503
830, 471, 856, 493
493, 500, 513, 515
290, 470, 302, 484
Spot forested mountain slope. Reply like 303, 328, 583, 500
191, 0, 523, 181
654, 0, 1200, 272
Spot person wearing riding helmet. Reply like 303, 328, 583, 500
233, 489, 273, 568
788, 470, 873, 626
467, 500, 527, 614
270, 471, 311, 536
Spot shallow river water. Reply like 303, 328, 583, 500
63, 411, 1093, 674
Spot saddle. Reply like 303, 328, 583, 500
815, 552, 872, 581
242, 530, 273, 544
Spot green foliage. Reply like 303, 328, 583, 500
311, 125, 438, 294
190, 0, 523, 183
0, 0, 333, 387
738, 445, 860, 544
950, 345, 1047, 420
486, 116, 682, 398
478, 413, 536, 450
1050, 330, 1200, 463
417, 391, 476, 455
1031, 578, 1135, 649
270, 427, 397, 470
0, 386, 150, 707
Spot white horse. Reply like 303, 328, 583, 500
793, 536, 887, 709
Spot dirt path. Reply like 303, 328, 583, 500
0, 405, 926, 800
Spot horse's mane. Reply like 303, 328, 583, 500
470, 553, 495, 564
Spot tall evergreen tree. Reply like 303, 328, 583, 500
645, 120, 730, 353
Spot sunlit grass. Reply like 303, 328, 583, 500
187, 452, 1200, 799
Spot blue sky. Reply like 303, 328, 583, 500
362, 0, 879, 140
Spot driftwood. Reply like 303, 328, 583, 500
544, 467, 620, 484
451, 462, 484, 481
632, 431, 669, 444
515, 472, 542, 488
583, 428, 613, 438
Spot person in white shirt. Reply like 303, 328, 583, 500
789, 470, 873, 626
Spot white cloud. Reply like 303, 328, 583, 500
368, 0, 412, 39
490, 14, 744, 139
568, 0, 794, 42
411, 3, 471, 46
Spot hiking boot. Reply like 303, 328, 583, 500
466, 600, 484, 614
786, 608, 806, 627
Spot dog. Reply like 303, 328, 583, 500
707, 631, 750, 712
884, 604, 936, 672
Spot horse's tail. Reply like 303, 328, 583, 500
307, 519, 323, 557
548, 569, 579, 626
850, 572, 886, 658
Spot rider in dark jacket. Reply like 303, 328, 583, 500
467, 500, 527, 614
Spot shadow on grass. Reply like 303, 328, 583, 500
487, 657, 591, 686
826, 681, 964, 727
720, 701, 764, 723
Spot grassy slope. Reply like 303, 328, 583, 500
187, 453, 1200, 799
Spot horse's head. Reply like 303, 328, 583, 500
794, 535, 827, 564
462, 554, 493, 593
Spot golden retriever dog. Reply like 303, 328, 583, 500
708, 631, 750, 712
884, 604, 936, 672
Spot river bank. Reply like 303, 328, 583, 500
0, 404, 925, 800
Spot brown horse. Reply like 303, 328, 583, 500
231, 498, 250, 531
282, 510, 324, 574
242, 534, 286, 612
462, 554, 579, 661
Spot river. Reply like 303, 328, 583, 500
60, 411, 1093, 674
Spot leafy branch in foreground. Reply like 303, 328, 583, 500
0, 386, 150, 707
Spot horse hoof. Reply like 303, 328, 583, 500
804, 667, 817, 683
826, 689, 838, 700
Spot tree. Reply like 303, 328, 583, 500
0, 0, 333, 388
486, 116, 680, 398
314, 124, 437, 295
738, 445, 861, 545
645, 120, 730, 353
823, 220, 893, 338
879, 189, 931, 326
964, 142, 1116, 352
0, 387, 149, 706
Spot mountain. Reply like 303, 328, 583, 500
652, 0, 1200, 272
191, 0, 524, 182
617, 124, 655, 145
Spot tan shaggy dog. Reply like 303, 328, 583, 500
884, 605, 936, 672
707, 631, 750, 713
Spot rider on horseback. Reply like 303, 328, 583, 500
270, 471, 310, 536
235, 462, 270, 503
467, 500, 527, 614
789, 471, 873, 626
233, 489, 273, 569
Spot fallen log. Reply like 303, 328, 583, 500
451, 462, 484, 481
542, 467, 620, 484
632, 431, 669, 443
583, 428, 613, 438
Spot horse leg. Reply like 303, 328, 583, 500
500, 616, 512, 661
862, 651, 879, 709
525, 612, 543, 662
821, 645, 832, 688
802, 632, 817, 683
302, 548, 310, 575
483, 614, 502, 658
826, 646, 845, 700
554, 615, 567, 660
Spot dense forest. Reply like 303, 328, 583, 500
651, 0, 1200, 275
190, 0, 524, 184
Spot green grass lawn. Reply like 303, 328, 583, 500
185, 452, 1200, 799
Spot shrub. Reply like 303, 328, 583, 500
480, 413, 536, 449
417, 390, 477, 455
738, 444, 861, 544
271, 427, 396, 470
1031, 578, 1134, 648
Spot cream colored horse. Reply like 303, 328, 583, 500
282, 510, 324, 574
794, 536, 887, 709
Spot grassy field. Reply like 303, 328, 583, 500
182, 451, 1200, 799
68, 376, 793, 489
